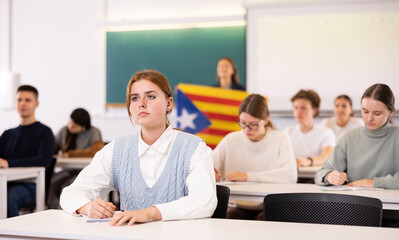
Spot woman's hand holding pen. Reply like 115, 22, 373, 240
77, 198, 116, 219
109, 206, 162, 226
325, 170, 348, 186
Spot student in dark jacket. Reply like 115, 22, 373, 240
0, 85, 54, 218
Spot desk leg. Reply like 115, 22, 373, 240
36, 169, 45, 212
0, 176, 7, 219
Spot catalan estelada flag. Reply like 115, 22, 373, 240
175, 83, 249, 149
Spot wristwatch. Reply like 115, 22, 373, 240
307, 157, 313, 166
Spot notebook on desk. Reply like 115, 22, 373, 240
83, 211, 122, 222
317, 185, 383, 191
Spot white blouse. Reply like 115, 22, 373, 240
60, 126, 217, 221
321, 117, 364, 143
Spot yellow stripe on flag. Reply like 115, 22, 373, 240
193, 101, 239, 116
177, 83, 248, 101
209, 119, 241, 131
196, 133, 225, 146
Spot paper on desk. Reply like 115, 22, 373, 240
83, 211, 122, 222
83, 216, 111, 222
317, 185, 383, 191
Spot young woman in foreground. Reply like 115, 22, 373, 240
60, 70, 217, 225
315, 83, 399, 189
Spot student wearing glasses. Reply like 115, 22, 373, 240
213, 94, 297, 220
284, 89, 335, 167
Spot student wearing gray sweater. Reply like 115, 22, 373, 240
315, 83, 399, 189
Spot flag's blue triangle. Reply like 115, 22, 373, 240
175, 89, 211, 134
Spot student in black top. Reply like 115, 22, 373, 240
213, 57, 245, 91
0, 85, 54, 218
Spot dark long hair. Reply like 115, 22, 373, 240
361, 83, 395, 123
239, 94, 275, 130
216, 57, 240, 84
64, 108, 91, 152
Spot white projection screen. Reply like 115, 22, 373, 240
246, 0, 399, 112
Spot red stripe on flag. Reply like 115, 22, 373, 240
207, 144, 217, 150
202, 112, 239, 122
199, 128, 234, 136
185, 93, 242, 106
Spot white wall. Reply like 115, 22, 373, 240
246, 0, 399, 112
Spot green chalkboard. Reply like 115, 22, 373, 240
106, 26, 246, 103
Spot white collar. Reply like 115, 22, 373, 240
138, 126, 174, 156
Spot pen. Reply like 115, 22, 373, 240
329, 161, 348, 183
328, 161, 341, 173
91, 189, 100, 201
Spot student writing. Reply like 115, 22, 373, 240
315, 83, 399, 189
48, 108, 104, 209
60, 70, 217, 226
213, 94, 297, 220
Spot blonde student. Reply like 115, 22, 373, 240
321, 95, 363, 143
315, 83, 399, 189
284, 89, 335, 167
213, 94, 297, 220
60, 70, 217, 226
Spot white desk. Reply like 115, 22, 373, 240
226, 183, 399, 210
0, 167, 45, 219
298, 166, 320, 179
56, 157, 91, 170
0, 210, 398, 240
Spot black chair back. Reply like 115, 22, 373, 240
263, 192, 382, 227
211, 185, 230, 218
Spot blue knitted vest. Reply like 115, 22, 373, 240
112, 131, 203, 211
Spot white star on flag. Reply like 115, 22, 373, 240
177, 108, 198, 130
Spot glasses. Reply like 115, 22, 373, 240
237, 120, 264, 131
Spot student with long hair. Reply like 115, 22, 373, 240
321, 95, 363, 143
284, 89, 335, 167
213, 94, 297, 220
213, 57, 245, 91
315, 83, 399, 189
60, 70, 217, 225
